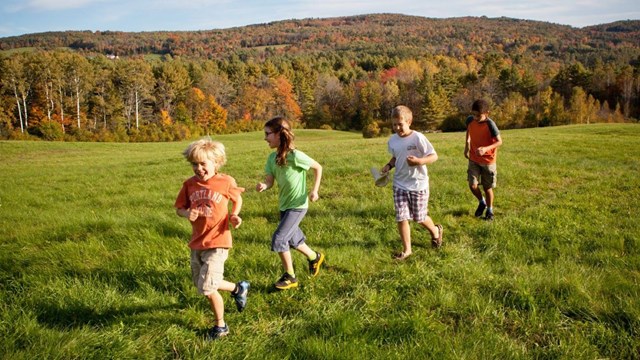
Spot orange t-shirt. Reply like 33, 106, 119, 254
174, 174, 244, 250
466, 116, 500, 165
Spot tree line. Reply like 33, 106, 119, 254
1, 16, 638, 141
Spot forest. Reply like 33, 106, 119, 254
0, 14, 639, 141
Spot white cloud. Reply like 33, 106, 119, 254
25, 0, 104, 11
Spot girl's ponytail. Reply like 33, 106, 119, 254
265, 116, 295, 166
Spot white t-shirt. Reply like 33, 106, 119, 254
387, 131, 436, 191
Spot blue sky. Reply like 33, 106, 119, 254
1, 0, 639, 38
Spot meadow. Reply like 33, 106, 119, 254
0, 124, 639, 359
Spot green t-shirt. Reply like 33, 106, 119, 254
265, 149, 314, 211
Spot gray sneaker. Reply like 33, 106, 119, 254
207, 324, 229, 340
232, 280, 249, 312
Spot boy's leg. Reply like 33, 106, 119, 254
206, 291, 226, 327
418, 216, 438, 239
469, 183, 484, 202
397, 220, 412, 256
484, 187, 494, 209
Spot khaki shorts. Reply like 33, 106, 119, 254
467, 160, 497, 189
190, 248, 228, 296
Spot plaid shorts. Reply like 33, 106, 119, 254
393, 187, 429, 222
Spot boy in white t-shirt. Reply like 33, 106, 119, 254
380, 105, 443, 260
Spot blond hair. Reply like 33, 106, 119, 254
391, 105, 413, 123
182, 138, 227, 170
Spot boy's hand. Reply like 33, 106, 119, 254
309, 191, 319, 202
406, 155, 420, 166
256, 182, 268, 192
230, 214, 242, 229
187, 208, 199, 221
476, 147, 486, 156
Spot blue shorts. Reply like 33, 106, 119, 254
393, 187, 429, 222
271, 208, 308, 252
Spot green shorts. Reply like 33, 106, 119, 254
467, 160, 497, 189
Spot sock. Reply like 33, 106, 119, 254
480, 198, 486, 205
231, 284, 239, 295
287, 272, 296, 278
307, 252, 317, 261
487, 207, 493, 213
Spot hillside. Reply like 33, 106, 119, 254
1, 14, 639, 63
1, 13, 638, 142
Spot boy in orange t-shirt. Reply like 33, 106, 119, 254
464, 99, 503, 220
174, 138, 248, 340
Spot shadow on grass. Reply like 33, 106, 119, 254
35, 301, 186, 330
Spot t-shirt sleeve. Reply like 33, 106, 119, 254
465, 115, 474, 128
265, 154, 274, 176
487, 119, 500, 138
420, 135, 436, 156
291, 150, 313, 171
226, 176, 245, 204
174, 181, 190, 209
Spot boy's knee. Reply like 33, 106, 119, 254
469, 183, 479, 191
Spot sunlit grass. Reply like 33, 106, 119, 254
1, 124, 639, 359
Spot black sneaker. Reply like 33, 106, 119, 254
485, 210, 494, 221
308, 252, 325, 277
475, 202, 487, 217
274, 273, 298, 290
207, 324, 229, 340
232, 280, 249, 312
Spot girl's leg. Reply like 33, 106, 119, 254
278, 250, 294, 275
296, 243, 315, 258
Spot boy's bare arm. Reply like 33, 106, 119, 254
407, 153, 438, 166
464, 129, 470, 159
382, 157, 396, 173
477, 135, 503, 156
229, 196, 243, 228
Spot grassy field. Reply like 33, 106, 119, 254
1, 124, 639, 359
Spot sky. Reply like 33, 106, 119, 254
1, 0, 639, 38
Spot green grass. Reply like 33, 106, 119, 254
1, 124, 639, 359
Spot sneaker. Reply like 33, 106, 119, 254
308, 252, 325, 277
274, 273, 298, 290
207, 324, 229, 340
475, 202, 487, 217
485, 210, 494, 221
232, 280, 249, 312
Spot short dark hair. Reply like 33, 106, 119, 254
471, 99, 490, 114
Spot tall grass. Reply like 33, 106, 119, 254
1, 124, 639, 359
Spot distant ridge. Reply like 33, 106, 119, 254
1, 14, 639, 59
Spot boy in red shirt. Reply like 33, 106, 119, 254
464, 99, 503, 220
175, 138, 249, 340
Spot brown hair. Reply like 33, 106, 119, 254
265, 116, 295, 166
391, 105, 413, 123
471, 99, 490, 114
